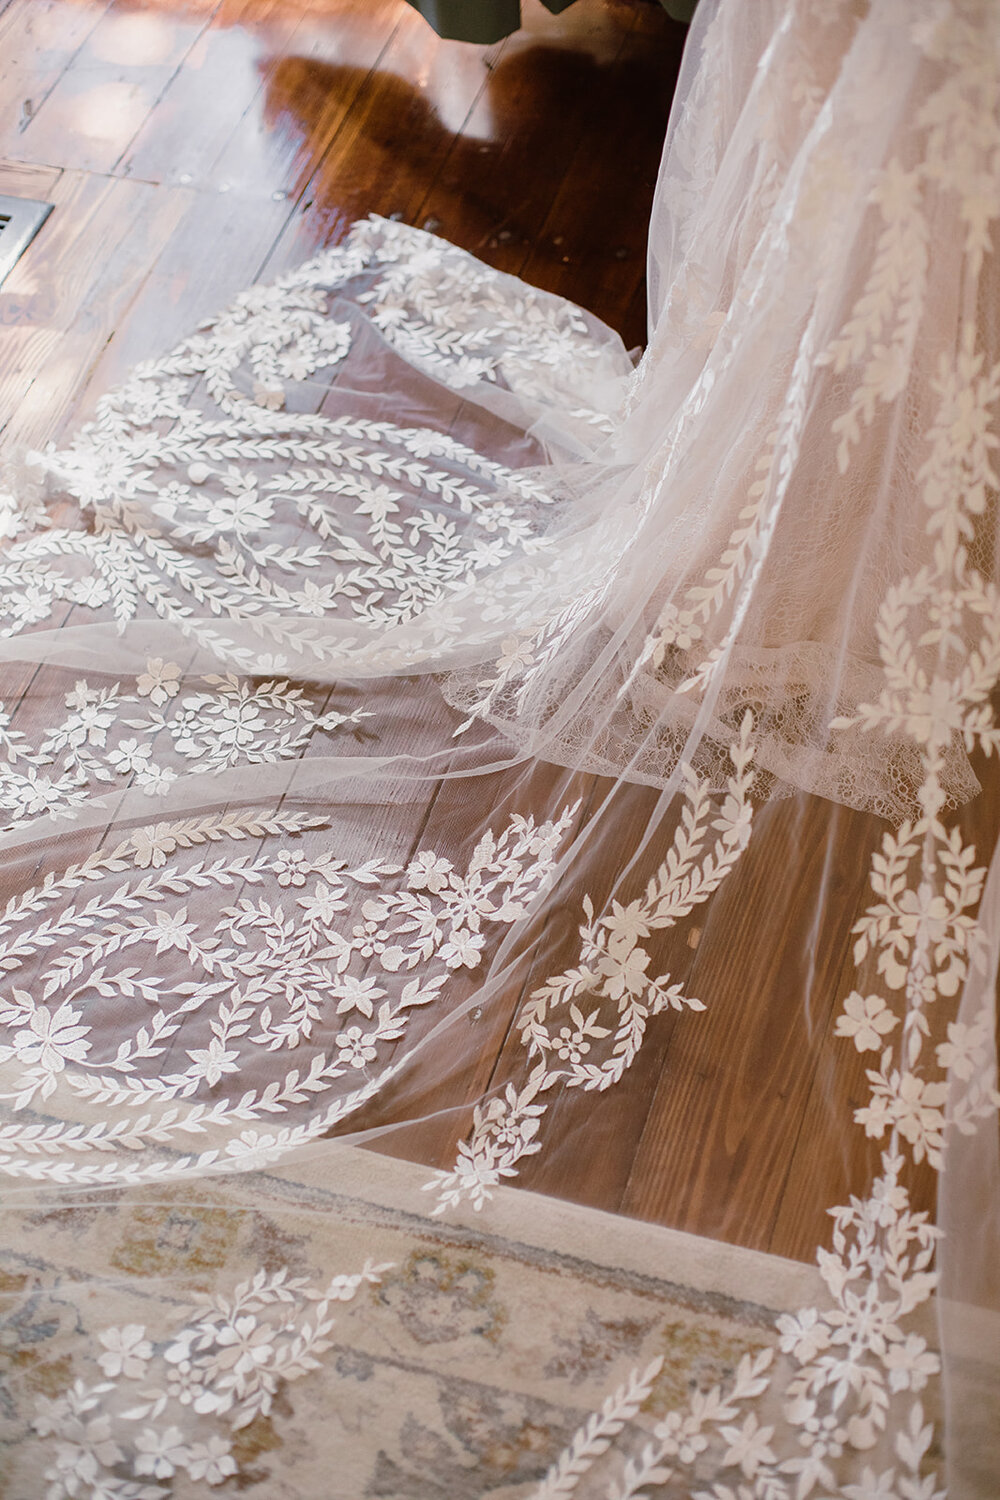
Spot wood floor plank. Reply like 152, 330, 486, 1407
415, 34, 626, 278
258, 4, 499, 275
518, 18, 682, 345
0, 0, 112, 145
398, 0, 680, 344
207, 0, 405, 210
0, 169, 194, 453
0, 158, 62, 200
10, 0, 218, 174
70, 185, 295, 415
619, 796, 881, 1257
498, 781, 703, 1211
119, 0, 306, 188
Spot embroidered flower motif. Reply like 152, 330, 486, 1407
9, 1002, 91, 1079
223, 1131, 285, 1170
719, 1413, 778, 1479
274, 849, 312, 887
97, 1325, 153, 1380
596, 940, 651, 1000
186, 1037, 242, 1087
204, 475, 274, 538
553, 1005, 611, 1064
439, 928, 486, 970
138, 762, 178, 796
62, 691, 118, 748
184, 1434, 238, 1484
107, 737, 152, 775
406, 851, 452, 893
331, 975, 386, 1018
136, 659, 181, 706
494, 635, 535, 678
130, 823, 177, 869
143, 907, 197, 955
297, 879, 349, 925
202, 698, 267, 753
335, 1026, 378, 1069
133, 1423, 190, 1478
835, 992, 899, 1052
70, 577, 111, 608
210, 1315, 276, 1386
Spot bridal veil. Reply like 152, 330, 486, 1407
1, 0, 998, 1495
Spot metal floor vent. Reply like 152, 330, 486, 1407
0, 195, 53, 288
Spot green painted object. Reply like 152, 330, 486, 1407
404, 0, 692, 45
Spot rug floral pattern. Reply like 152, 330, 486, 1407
0, 1151, 785, 1499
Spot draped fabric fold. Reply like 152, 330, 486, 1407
1, 1, 998, 1496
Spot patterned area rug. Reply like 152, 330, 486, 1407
0, 1146, 827, 1498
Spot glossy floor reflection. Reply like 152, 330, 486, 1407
0, 0, 682, 447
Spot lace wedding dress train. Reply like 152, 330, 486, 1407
1, 1, 998, 1496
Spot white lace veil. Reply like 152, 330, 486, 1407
1, 1, 998, 1495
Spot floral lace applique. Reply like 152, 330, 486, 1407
430, 714, 755, 1213
0, 662, 371, 830
31, 1262, 390, 1497
0, 804, 576, 1184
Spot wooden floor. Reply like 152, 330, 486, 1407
1, 0, 986, 1266
0, 0, 682, 454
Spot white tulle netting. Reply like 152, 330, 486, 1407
1, 1, 999, 1497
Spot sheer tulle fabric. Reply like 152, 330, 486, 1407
1, 1, 998, 1496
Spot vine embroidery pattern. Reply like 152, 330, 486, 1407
430, 713, 756, 1214
0, 663, 370, 830
0, 804, 576, 1184
5, 5, 1000, 1493
32, 1262, 391, 1499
